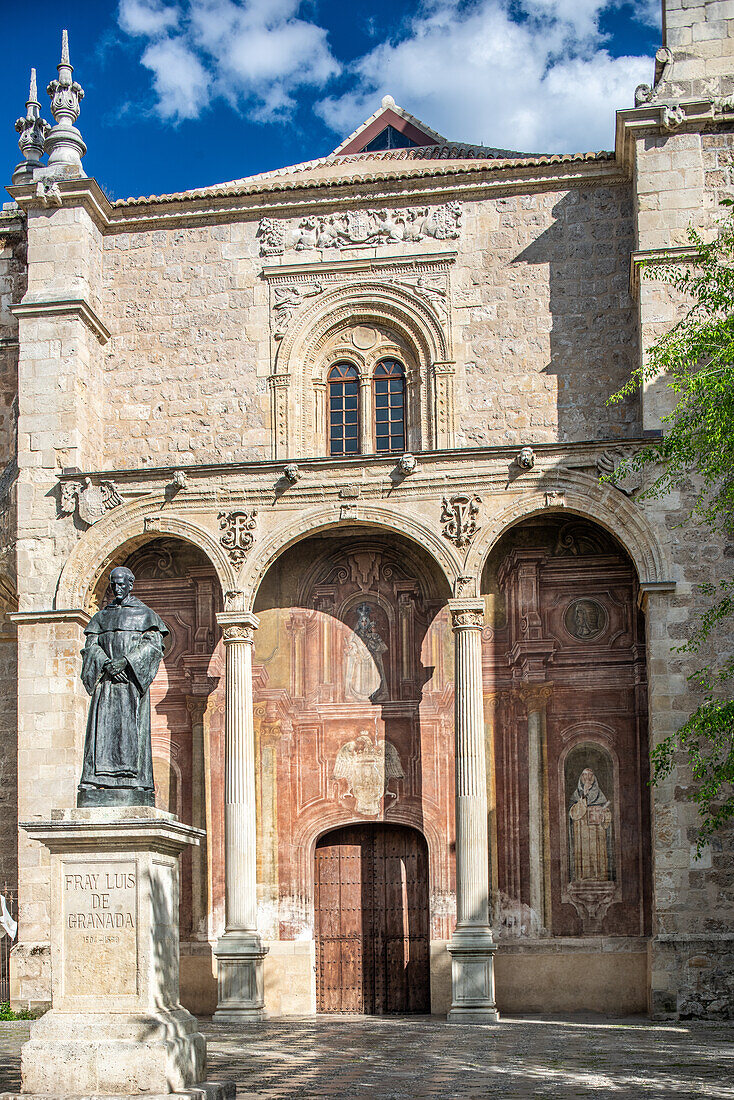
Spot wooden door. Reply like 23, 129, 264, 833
315, 824, 430, 1014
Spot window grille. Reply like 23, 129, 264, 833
328, 362, 360, 455
373, 359, 406, 453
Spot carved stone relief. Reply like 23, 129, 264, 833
218, 509, 258, 566
258, 202, 462, 256
333, 730, 404, 816
441, 495, 481, 549
59, 477, 123, 526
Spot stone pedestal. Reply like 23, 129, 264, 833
17, 807, 228, 1098
447, 600, 500, 1023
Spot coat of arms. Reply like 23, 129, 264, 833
59, 477, 123, 526
333, 730, 404, 816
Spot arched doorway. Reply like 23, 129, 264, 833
314, 823, 430, 1015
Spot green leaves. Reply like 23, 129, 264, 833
608, 209, 734, 848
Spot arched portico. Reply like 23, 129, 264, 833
55, 502, 236, 611
464, 476, 674, 590
238, 504, 461, 608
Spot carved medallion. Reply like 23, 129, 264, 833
352, 325, 377, 350
564, 598, 607, 641
218, 510, 258, 566
440, 495, 481, 549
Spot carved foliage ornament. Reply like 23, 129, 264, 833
59, 477, 123, 526
218, 509, 258, 566
441, 495, 481, 549
221, 623, 255, 644
451, 608, 484, 629
258, 202, 462, 256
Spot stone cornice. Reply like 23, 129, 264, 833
629, 246, 699, 292
10, 608, 90, 626
262, 250, 458, 279
615, 98, 734, 175
57, 436, 654, 488
9, 159, 625, 234
12, 296, 111, 344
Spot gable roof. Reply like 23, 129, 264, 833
332, 96, 447, 155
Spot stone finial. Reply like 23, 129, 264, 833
45, 29, 86, 176
12, 68, 50, 185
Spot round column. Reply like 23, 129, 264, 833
447, 598, 499, 1023
213, 612, 268, 1021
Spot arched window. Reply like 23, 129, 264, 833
328, 362, 360, 455
373, 359, 406, 453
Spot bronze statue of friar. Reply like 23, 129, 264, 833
77, 566, 169, 808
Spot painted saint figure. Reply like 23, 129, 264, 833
568, 768, 614, 882
344, 602, 388, 703
78, 567, 169, 807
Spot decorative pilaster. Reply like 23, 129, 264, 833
520, 683, 553, 932
447, 598, 499, 1023
45, 30, 86, 176
185, 695, 208, 938
213, 612, 268, 1021
13, 69, 50, 184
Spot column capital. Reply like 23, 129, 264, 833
448, 598, 484, 631
216, 611, 259, 644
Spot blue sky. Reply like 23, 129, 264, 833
2, 0, 661, 201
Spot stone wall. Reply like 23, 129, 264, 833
0, 219, 24, 895
458, 185, 640, 447
96, 178, 639, 469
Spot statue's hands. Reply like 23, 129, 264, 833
104, 657, 129, 683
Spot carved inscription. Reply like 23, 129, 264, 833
62, 860, 137, 997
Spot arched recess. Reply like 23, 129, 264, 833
464, 475, 674, 590
270, 280, 453, 458
238, 504, 461, 608
56, 503, 237, 611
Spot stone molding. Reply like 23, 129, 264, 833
12, 296, 110, 344
51, 460, 673, 618
269, 274, 453, 456
448, 598, 485, 631
216, 611, 259, 645
615, 98, 732, 175
9, 158, 625, 233
10, 608, 90, 626
463, 473, 674, 590
56, 505, 238, 610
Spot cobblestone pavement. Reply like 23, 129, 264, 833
1, 1015, 734, 1098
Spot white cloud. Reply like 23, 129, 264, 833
119, 0, 179, 37
118, 0, 339, 123
317, 0, 657, 154
140, 38, 210, 120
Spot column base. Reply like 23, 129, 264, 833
213, 932, 268, 1022
447, 928, 500, 1024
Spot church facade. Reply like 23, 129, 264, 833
1, 0, 733, 1021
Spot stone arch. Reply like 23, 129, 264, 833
239, 504, 459, 609
464, 475, 674, 590
56, 502, 236, 611
271, 280, 453, 458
